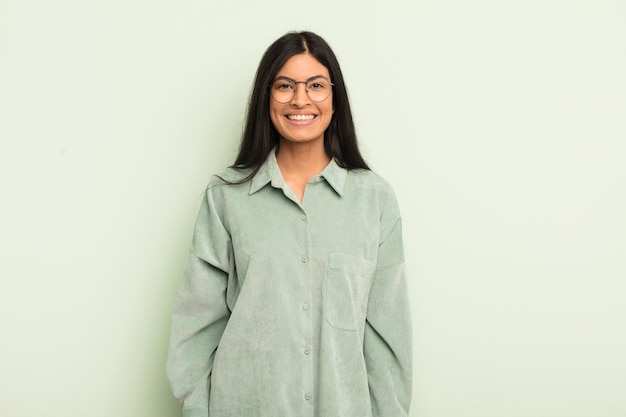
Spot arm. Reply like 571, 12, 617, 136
364, 191, 413, 417
166, 187, 232, 417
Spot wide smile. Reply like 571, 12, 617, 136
286, 114, 317, 123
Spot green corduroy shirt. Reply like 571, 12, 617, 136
167, 150, 412, 417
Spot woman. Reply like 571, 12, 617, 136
167, 31, 412, 417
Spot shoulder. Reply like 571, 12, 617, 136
346, 169, 402, 222
347, 168, 398, 199
207, 166, 253, 186
200, 167, 254, 212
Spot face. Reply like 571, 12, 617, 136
269, 54, 334, 146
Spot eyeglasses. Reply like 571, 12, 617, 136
270, 76, 334, 103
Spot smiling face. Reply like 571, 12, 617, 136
269, 53, 334, 147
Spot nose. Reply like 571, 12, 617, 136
290, 82, 310, 107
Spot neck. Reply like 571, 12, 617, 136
275, 139, 331, 181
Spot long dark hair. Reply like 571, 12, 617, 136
231, 31, 369, 179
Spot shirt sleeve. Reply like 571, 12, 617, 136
166, 186, 232, 417
364, 187, 413, 417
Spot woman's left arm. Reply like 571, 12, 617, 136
364, 187, 412, 417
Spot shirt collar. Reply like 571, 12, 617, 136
249, 149, 347, 197
317, 158, 347, 196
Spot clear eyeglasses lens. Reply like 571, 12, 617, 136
271, 77, 333, 103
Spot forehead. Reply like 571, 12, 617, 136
275, 53, 330, 79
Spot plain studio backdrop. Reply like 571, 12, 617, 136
1, 0, 624, 416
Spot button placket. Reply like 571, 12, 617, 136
297, 206, 313, 413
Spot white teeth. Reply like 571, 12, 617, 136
287, 114, 316, 121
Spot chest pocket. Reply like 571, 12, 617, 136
324, 253, 376, 331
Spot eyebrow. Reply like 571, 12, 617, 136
273, 75, 330, 83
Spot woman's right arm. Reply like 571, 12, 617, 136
166, 188, 232, 417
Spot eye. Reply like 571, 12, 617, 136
274, 81, 294, 91
308, 81, 326, 90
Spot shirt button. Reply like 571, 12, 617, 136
304, 347, 311, 355
301, 256, 308, 263
302, 303, 310, 311
300, 213, 306, 221
304, 393, 312, 401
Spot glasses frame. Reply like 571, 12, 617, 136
270, 75, 335, 104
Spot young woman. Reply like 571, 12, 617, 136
167, 31, 412, 417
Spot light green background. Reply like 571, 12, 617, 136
1, 1, 624, 416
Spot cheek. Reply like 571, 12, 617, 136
269, 107, 282, 129
323, 104, 334, 126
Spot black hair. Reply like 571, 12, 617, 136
230, 31, 369, 180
